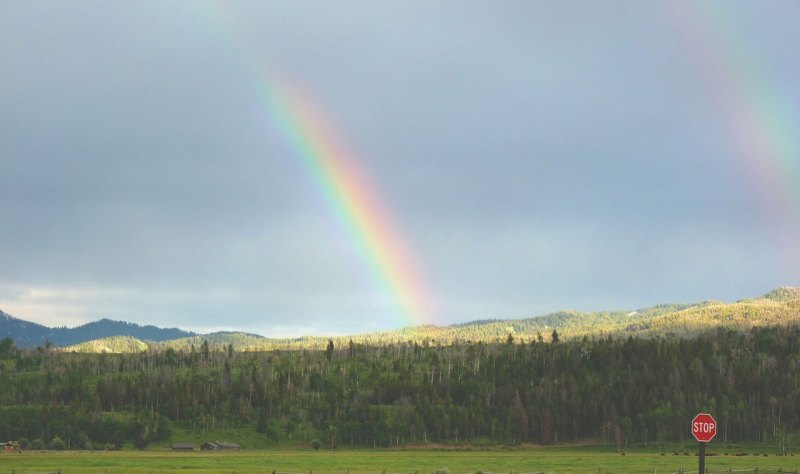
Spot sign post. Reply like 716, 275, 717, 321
691, 413, 717, 474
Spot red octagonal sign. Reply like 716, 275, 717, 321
691, 413, 717, 442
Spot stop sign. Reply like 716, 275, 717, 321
691, 413, 717, 442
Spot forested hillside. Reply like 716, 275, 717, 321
1, 325, 799, 451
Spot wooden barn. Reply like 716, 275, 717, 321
1, 441, 20, 453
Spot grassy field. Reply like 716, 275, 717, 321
0, 446, 799, 474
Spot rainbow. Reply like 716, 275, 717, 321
666, 2, 800, 252
260, 79, 434, 326
194, 2, 435, 327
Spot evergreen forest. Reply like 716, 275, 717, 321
1, 324, 799, 451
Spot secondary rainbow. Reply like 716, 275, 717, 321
667, 3, 800, 235
194, 2, 435, 327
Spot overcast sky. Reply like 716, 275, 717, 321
2, 1, 799, 336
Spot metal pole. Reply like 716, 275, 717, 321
698, 442, 705, 474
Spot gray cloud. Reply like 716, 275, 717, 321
1, 1, 799, 334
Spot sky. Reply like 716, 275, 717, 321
1, 1, 799, 337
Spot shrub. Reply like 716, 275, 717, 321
50, 435, 66, 450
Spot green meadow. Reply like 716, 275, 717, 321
1, 446, 799, 474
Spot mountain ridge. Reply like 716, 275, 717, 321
0, 312, 195, 348
2, 286, 799, 352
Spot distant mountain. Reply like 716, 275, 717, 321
6, 286, 800, 352
52, 318, 195, 347
0, 311, 196, 348
0, 309, 52, 348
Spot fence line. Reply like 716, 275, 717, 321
4, 469, 798, 474
671, 469, 800, 474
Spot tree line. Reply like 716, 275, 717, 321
0, 325, 798, 450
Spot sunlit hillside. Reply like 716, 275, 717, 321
53, 286, 800, 353
60, 336, 148, 353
